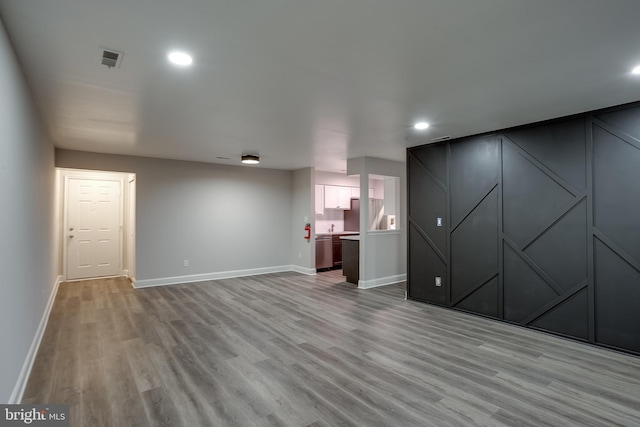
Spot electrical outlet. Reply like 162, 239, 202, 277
183, 259, 189, 267
435, 276, 442, 287
298, 252, 302, 259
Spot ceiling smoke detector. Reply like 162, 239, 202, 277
100, 48, 124, 69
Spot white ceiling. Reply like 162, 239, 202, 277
2, 0, 640, 172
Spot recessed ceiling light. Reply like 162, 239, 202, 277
168, 51, 193, 66
632, 65, 640, 75
413, 122, 430, 130
241, 154, 260, 165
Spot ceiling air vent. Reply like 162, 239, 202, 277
99, 48, 123, 69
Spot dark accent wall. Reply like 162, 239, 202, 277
407, 102, 640, 356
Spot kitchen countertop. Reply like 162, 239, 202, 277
315, 231, 359, 237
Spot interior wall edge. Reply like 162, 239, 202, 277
9, 275, 63, 404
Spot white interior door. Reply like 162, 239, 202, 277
66, 177, 122, 280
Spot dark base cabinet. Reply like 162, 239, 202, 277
408, 101, 640, 357
332, 235, 343, 268
342, 239, 359, 284
316, 233, 358, 271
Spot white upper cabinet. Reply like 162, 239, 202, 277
315, 185, 324, 214
324, 185, 351, 209
337, 187, 352, 208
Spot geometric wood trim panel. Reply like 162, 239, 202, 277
408, 100, 640, 356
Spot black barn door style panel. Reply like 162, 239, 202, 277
449, 136, 500, 318
408, 102, 640, 356
407, 144, 448, 305
592, 107, 640, 353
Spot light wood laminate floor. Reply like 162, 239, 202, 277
23, 271, 640, 426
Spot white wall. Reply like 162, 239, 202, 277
315, 170, 360, 187
55, 150, 294, 286
291, 168, 315, 274
316, 209, 346, 234
0, 18, 56, 403
347, 157, 407, 288
372, 177, 385, 200
383, 177, 399, 218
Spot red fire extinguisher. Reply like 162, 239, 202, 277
304, 223, 311, 240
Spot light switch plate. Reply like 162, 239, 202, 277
436, 217, 443, 227
435, 276, 442, 287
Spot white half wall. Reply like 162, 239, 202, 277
55, 150, 294, 283
0, 18, 56, 403
347, 157, 407, 287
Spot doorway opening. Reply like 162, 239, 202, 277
56, 168, 136, 284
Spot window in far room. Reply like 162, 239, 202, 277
368, 174, 400, 231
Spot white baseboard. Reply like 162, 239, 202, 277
358, 273, 407, 289
291, 265, 317, 275
122, 269, 136, 288
134, 265, 301, 288
9, 275, 63, 404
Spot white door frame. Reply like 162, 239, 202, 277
125, 174, 136, 283
60, 169, 128, 281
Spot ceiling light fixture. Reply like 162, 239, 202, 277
413, 121, 430, 130
168, 51, 193, 66
241, 154, 260, 165
632, 65, 640, 75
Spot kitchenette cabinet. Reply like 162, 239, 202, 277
341, 236, 359, 284
317, 185, 374, 211
324, 185, 351, 209
332, 235, 343, 267
315, 232, 359, 271
315, 235, 332, 270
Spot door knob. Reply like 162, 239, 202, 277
69, 227, 74, 231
